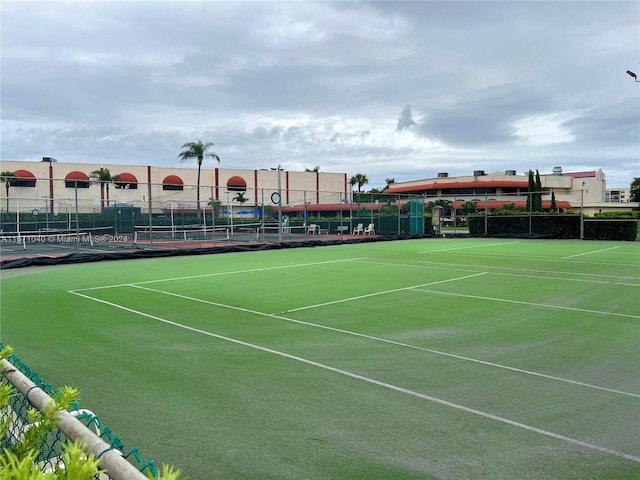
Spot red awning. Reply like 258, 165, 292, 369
13, 169, 36, 180
162, 175, 183, 185
227, 176, 247, 191
65, 171, 89, 181
116, 172, 138, 183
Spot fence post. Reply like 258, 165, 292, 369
74, 181, 80, 253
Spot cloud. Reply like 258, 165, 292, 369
396, 105, 417, 132
1, 0, 638, 189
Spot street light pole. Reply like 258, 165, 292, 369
484, 193, 488, 235
626, 70, 640, 82
580, 181, 585, 240
277, 165, 282, 243
270, 165, 283, 243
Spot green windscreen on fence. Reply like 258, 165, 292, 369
410, 198, 424, 234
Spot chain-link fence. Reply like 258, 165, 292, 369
0, 178, 433, 262
0, 345, 157, 479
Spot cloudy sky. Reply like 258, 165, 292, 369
2, 1, 639, 188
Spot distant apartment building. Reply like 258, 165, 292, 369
605, 188, 631, 203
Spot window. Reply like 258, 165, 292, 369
65, 171, 90, 188
11, 170, 36, 187
162, 175, 184, 191
115, 172, 138, 189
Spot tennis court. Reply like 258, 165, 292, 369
0, 222, 367, 264
1, 238, 638, 479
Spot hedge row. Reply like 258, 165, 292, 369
468, 215, 638, 241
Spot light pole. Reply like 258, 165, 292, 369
226, 190, 234, 235
528, 191, 533, 235
44, 196, 50, 229
270, 165, 283, 243
627, 70, 640, 82
580, 181, 585, 240
484, 193, 488, 235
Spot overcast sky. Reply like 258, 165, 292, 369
2, 0, 639, 188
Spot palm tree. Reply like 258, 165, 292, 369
178, 139, 220, 222
350, 173, 369, 205
234, 192, 248, 204
90, 168, 118, 210
305, 166, 320, 172
0, 171, 16, 213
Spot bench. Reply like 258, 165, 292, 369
335, 226, 349, 234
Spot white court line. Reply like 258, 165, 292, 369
410, 288, 640, 320
72, 258, 367, 292
416, 250, 640, 269
371, 258, 640, 282
563, 246, 621, 259
123, 282, 638, 398
355, 259, 640, 287
418, 241, 520, 253
285, 272, 487, 312
65, 289, 640, 464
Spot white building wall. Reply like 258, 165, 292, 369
0, 160, 350, 215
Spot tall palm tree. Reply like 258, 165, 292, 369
350, 173, 369, 205
90, 168, 118, 210
0, 171, 16, 213
178, 139, 220, 222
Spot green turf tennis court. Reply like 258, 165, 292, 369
1, 238, 638, 479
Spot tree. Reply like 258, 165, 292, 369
350, 173, 369, 205
263, 204, 274, 218
427, 199, 452, 216
495, 203, 526, 214
526, 170, 534, 212
383, 177, 395, 191
550, 191, 557, 212
350, 173, 369, 193
234, 192, 248, 204
178, 140, 220, 222
0, 171, 16, 213
305, 166, 320, 172
208, 197, 222, 216
534, 170, 543, 212
90, 168, 118, 210
460, 201, 478, 215
631, 177, 640, 202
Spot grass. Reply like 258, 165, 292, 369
1, 238, 639, 479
